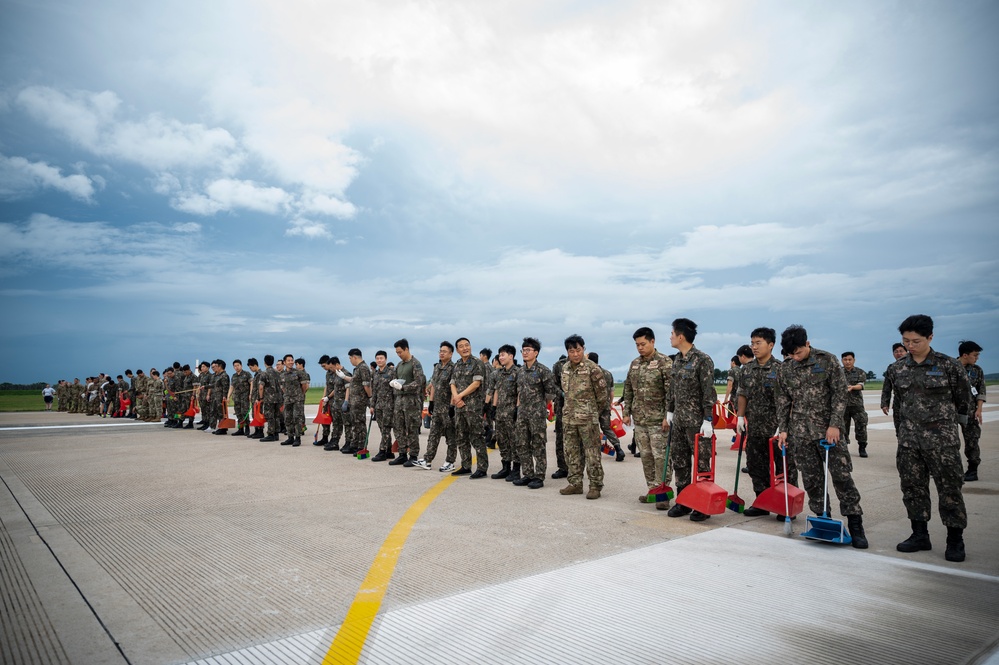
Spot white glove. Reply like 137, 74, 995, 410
774, 427, 781, 438
336, 370, 346, 379
737, 416, 746, 433
666, 412, 674, 425
389, 379, 404, 390
700, 420, 713, 438
321, 396, 328, 403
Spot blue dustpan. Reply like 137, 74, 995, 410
800, 439, 852, 545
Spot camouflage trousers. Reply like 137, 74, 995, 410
794, 438, 862, 517
209, 398, 229, 428
285, 400, 305, 437
516, 414, 547, 480
669, 426, 712, 496
234, 395, 250, 427
635, 424, 672, 490
842, 405, 868, 447
554, 395, 566, 472
346, 401, 368, 448
393, 401, 420, 459
454, 407, 486, 472
565, 421, 603, 490
264, 401, 282, 437
198, 394, 209, 422
148, 395, 163, 420
374, 406, 394, 453
598, 409, 620, 448
424, 408, 455, 464
321, 400, 345, 444
745, 429, 798, 496
495, 417, 517, 464
959, 419, 981, 465
896, 431, 966, 528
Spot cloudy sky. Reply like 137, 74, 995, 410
1, 0, 997, 384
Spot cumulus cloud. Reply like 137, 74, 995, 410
0, 153, 97, 202
172, 178, 292, 215
300, 192, 357, 218
285, 217, 332, 239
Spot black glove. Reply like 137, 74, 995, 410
489, 404, 497, 420
448, 405, 455, 418
513, 406, 518, 422
428, 400, 434, 413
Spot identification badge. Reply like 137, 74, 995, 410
811, 366, 825, 374
927, 370, 943, 377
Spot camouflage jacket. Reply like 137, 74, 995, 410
516, 360, 556, 420
965, 363, 987, 404
211, 371, 230, 402
552, 357, 568, 400
197, 371, 211, 397
843, 366, 866, 408
667, 345, 716, 428
393, 357, 426, 411
885, 349, 973, 444
622, 350, 672, 427
737, 356, 782, 431
230, 370, 251, 399
280, 368, 305, 403
348, 362, 371, 406
450, 356, 488, 411
371, 365, 396, 411
429, 361, 454, 413
561, 357, 608, 425
135, 375, 147, 397
492, 365, 519, 421
147, 377, 163, 397
776, 347, 847, 441
261, 367, 281, 404
250, 369, 262, 401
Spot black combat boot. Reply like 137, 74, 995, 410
371, 451, 388, 462
512, 475, 531, 486
280, 436, 294, 445
261, 434, 278, 442
213, 428, 228, 435
858, 443, 868, 458
896, 520, 931, 552
317, 434, 329, 447
231, 427, 245, 436
388, 455, 407, 466
848, 515, 868, 549
945, 527, 966, 562
249, 428, 264, 439
964, 462, 979, 482
197, 423, 210, 431
491, 461, 511, 479
505, 463, 521, 483
615, 445, 625, 462
292, 437, 301, 447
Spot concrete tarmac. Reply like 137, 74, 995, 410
1, 393, 997, 664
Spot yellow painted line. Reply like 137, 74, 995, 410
322, 472, 459, 664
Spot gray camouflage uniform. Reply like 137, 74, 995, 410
561, 357, 608, 490
622, 350, 673, 491
666, 346, 716, 496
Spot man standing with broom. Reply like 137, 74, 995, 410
776, 325, 868, 549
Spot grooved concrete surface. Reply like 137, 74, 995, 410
1, 396, 997, 665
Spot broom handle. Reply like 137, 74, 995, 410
732, 432, 744, 494
660, 425, 673, 484
782, 442, 790, 517
821, 439, 830, 518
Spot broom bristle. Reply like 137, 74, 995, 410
726, 497, 745, 513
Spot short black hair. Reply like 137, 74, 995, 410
498, 344, 516, 357
329, 356, 341, 365
232, 359, 242, 365
587, 352, 599, 364
841, 351, 855, 359
672, 318, 697, 343
731, 356, 741, 366
633, 326, 655, 342
750, 327, 776, 345
183, 364, 191, 371
264, 355, 275, 366
394, 338, 409, 350
780, 325, 808, 356
319, 354, 330, 364
199, 361, 209, 369
125, 369, 132, 375
295, 358, 305, 367
348, 348, 362, 357
522, 337, 541, 353
217, 359, 226, 370
564, 334, 585, 350
455, 337, 470, 347
376, 350, 387, 359
959, 340, 983, 356
898, 314, 933, 338
247, 357, 259, 367
283, 354, 294, 362
440, 341, 455, 352
891, 343, 904, 353
479, 348, 492, 360
737, 344, 753, 359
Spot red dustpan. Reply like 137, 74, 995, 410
751, 437, 805, 516
676, 434, 727, 515
313, 401, 332, 425
249, 401, 266, 426
218, 402, 236, 430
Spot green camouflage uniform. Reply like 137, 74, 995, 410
776, 348, 862, 517
261, 366, 282, 437
885, 351, 971, 528
393, 357, 426, 459
210, 370, 231, 428
596, 366, 620, 449
738, 355, 795, 495
516, 360, 556, 481
147, 377, 163, 420
959, 363, 986, 466
425, 361, 456, 465
371, 364, 396, 454
561, 357, 608, 490
842, 366, 869, 449
552, 357, 569, 474
881, 362, 902, 435
347, 362, 372, 449
666, 346, 716, 496
450, 356, 488, 472
280, 368, 305, 437
230, 369, 251, 428
622, 350, 673, 491
197, 371, 212, 422
492, 365, 520, 465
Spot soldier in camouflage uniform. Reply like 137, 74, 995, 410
390, 339, 426, 465
260, 355, 282, 442
880, 343, 908, 437
294, 358, 310, 444
247, 359, 264, 438
448, 338, 489, 477
559, 335, 608, 499
370, 351, 397, 460
177, 365, 195, 428
588, 352, 624, 461
665, 318, 718, 522
479, 349, 496, 449
67, 378, 81, 413
551, 354, 569, 479
207, 360, 230, 434
776, 325, 868, 549
195, 362, 211, 428
489, 344, 520, 480
147, 371, 163, 421
279, 355, 307, 446
419, 342, 457, 471
738, 328, 796, 517
342, 349, 371, 455
956, 340, 986, 482
886, 315, 972, 562
229, 359, 252, 436
514, 337, 557, 488
622, 327, 674, 510
161, 368, 176, 425
841, 352, 869, 457
322, 357, 349, 451
133, 371, 147, 420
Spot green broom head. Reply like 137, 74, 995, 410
726, 495, 746, 513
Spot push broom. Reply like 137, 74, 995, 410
781, 441, 793, 537
642, 426, 674, 504
356, 417, 373, 460
726, 431, 747, 513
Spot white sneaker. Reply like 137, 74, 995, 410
414, 459, 431, 470
439, 461, 455, 473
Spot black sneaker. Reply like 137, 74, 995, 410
550, 469, 568, 479
371, 452, 388, 462
690, 510, 711, 522
388, 456, 407, 466
403, 458, 416, 468
667, 504, 692, 518
451, 467, 472, 476
469, 470, 487, 479
528, 479, 544, 490
743, 506, 770, 517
